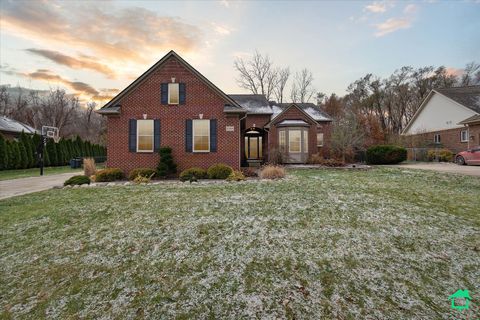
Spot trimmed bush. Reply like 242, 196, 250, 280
95, 168, 124, 182
179, 167, 208, 182
157, 147, 177, 177
128, 168, 157, 180
259, 165, 285, 179
427, 149, 453, 162
366, 145, 407, 165
207, 163, 233, 179
64, 175, 90, 186
308, 154, 346, 167
227, 170, 245, 181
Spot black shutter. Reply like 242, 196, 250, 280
185, 119, 192, 152
161, 83, 168, 104
154, 119, 161, 152
179, 83, 186, 105
210, 119, 217, 152
129, 119, 137, 152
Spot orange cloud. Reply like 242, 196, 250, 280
2, 1, 203, 64
25, 69, 99, 96
374, 17, 412, 37
25, 48, 117, 78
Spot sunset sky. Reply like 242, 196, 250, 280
1, 0, 479, 105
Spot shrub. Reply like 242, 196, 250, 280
179, 167, 208, 181
259, 165, 286, 179
95, 168, 124, 182
64, 175, 90, 186
157, 147, 177, 177
227, 170, 245, 181
128, 168, 157, 180
366, 145, 407, 165
267, 148, 284, 165
207, 163, 233, 179
83, 158, 96, 177
133, 172, 155, 184
308, 154, 346, 167
427, 149, 454, 162
241, 167, 258, 177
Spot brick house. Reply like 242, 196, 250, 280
97, 51, 331, 174
402, 86, 480, 154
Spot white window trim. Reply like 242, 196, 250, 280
279, 130, 286, 151
193, 119, 210, 153
460, 130, 468, 142
303, 130, 308, 153
317, 133, 324, 147
288, 130, 302, 153
434, 134, 441, 144
136, 119, 154, 153
168, 83, 179, 105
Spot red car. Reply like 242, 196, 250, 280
456, 146, 480, 165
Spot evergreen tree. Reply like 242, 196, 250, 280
19, 132, 34, 168
157, 147, 177, 177
5, 141, 13, 170
0, 134, 7, 170
11, 142, 22, 169
32, 133, 41, 167
18, 139, 29, 169
46, 139, 58, 167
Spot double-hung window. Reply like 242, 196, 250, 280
168, 83, 179, 104
434, 134, 441, 144
460, 130, 468, 142
137, 120, 154, 152
317, 133, 324, 147
289, 130, 301, 153
193, 119, 210, 152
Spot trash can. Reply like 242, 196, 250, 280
69, 159, 77, 169
75, 158, 83, 168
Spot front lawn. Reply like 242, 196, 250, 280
1, 168, 479, 318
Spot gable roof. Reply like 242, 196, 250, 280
458, 114, 480, 125
436, 86, 480, 113
229, 94, 332, 122
265, 103, 320, 128
97, 50, 245, 115
0, 116, 39, 135
402, 86, 480, 134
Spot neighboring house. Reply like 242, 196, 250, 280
0, 116, 39, 140
97, 50, 332, 173
402, 86, 480, 153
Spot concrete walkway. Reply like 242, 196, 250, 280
389, 162, 480, 177
0, 172, 79, 200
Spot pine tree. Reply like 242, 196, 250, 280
157, 147, 177, 177
0, 134, 7, 170
31, 133, 41, 167
5, 141, 13, 170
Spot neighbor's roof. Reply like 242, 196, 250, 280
97, 50, 245, 115
0, 116, 39, 135
436, 85, 480, 113
276, 103, 332, 121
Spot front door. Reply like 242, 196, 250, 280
245, 135, 263, 160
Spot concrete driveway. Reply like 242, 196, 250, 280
0, 172, 79, 200
389, 162, 480, 177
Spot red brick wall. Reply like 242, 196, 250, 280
106, 57, 241, 174
316, 122, 331, 158
405, 124, 480, 153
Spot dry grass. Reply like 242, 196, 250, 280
83, 158, 96, 177
259, 164, 286, 179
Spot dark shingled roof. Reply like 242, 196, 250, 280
229, 94, 272, 114
436, 85, 480, 113
0, 116, 39, 134
276, 103, 332, 121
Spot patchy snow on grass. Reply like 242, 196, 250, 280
0, 168, 479, 319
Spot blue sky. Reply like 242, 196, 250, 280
0, 0, 479, 104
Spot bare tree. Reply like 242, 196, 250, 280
35, 88, 77, 134
273, 67, 290, 103
0, 86, 10, 116
459, 62, 480, 86
290, 68, 315, 103
234, 50, 279, 100
331, 112, 365, 162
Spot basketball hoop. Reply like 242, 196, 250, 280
42, 126, 60, 143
